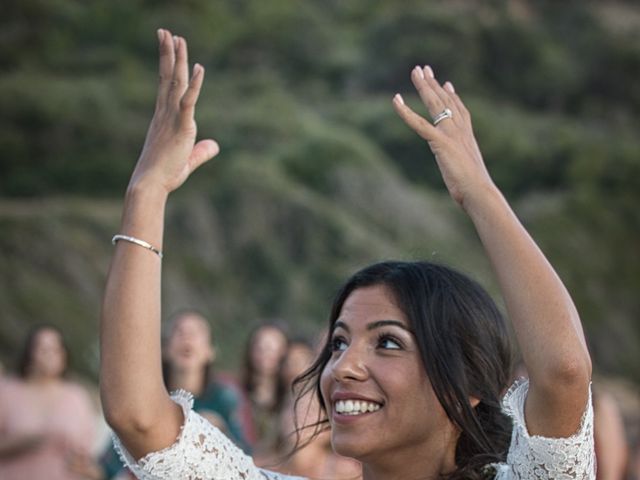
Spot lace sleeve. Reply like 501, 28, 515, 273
498, 379, 596, 479
112, 390, 306, 480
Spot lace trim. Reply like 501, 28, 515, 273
502, 378, 592, 440
112, 390, 304, 480
112, 389, 195, 478
112, 382, 594, 479
499, 379, 596, 479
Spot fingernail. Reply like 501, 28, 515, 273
445, 81, 455, 93
425, 65, 434, 78
415, 66, 424, 79
394, 93, 404, 105
193, 63, 202, 76
173, 35, 179, 47
157, 29, 163, 43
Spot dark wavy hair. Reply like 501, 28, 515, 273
293, 261, 514, 480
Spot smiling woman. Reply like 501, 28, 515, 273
100, 29, 595, 480
308, 264, 513, 479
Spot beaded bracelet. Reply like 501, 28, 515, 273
112, 234, 163, 259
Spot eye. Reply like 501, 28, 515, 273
377, 334, 402, 350
330, 335, 348, 352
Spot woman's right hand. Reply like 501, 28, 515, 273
128, 29, 219, 195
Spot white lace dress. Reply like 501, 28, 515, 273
113, 379, 595, 479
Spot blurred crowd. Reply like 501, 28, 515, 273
0, 315, 638, 480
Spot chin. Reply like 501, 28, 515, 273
331, 435, 374, 461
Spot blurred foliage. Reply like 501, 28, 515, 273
0, 0, 638, 383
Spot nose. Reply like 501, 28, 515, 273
331, 343, 368, 383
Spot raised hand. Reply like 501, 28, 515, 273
129, 29, 219, 194
392, 65, 493, 209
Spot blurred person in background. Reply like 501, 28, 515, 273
0, 324, 98, 480
257, 337, 362, 479
162, 309, 251, 452
632, 444, 640, 480
594, 389, 629, 480
243, 322, 289, 452
90, 309, 253, 479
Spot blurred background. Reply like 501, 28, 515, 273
1, 0, 639, 460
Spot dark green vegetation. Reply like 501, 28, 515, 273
1, 1, 639, 383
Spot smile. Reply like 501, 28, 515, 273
334, 399, 382, 415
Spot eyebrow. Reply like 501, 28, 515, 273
333, 319, 412, 333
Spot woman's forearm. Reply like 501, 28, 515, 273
465, 184, 592, 439
100, 183, 173, 428
465, 185, 591, 386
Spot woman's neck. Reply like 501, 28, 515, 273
26, 373, 61, 386
169, 367, 206, 396
361, 429, 458, 480
252, 374, 277, 407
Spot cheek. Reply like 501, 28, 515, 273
51, 353, 66, 373
193, 342, 209, 358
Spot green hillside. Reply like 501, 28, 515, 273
1, 1, 639, 383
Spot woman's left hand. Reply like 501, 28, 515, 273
393, 65, 494, 210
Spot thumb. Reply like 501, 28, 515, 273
189, 139, 220, 171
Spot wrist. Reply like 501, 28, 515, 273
119, 178, 169, 246
125, 178, 170, 205
461, 182, 506, 219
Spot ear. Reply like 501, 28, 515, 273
470, 396, 481, 408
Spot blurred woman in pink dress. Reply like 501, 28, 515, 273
0, 325, 98, 480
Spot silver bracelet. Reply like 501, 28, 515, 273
112, 234, 163, 259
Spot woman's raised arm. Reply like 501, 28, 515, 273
100, 29, 219, 459
393, 65, 592, 438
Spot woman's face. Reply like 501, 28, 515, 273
250, 326, 287, 376
166, 314, 213, 372
319, 285, 455, 464
29, 328, 67, 379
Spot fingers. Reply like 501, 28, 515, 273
156, 29, 176, 108
414, 66, 463, 127
154, 30, 206, 130
170, 36, 189, 104
156, 30, 197, 114
421, 65, 455, 115
189, 139, 220, 170
392, 93, 440, 142
443, 82, 471, 125
180, 63, 205, 126
411, 65, 447, 119
403, 64, 470, 131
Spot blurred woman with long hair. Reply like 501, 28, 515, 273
242, 323, 289, 451
0, 325, 97, 480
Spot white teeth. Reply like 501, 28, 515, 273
335, 399, 382, 415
